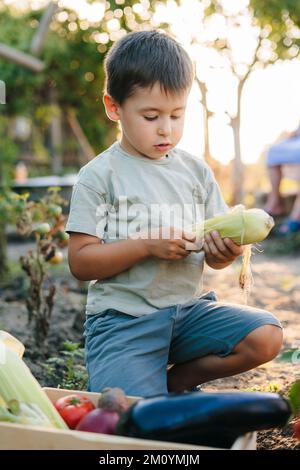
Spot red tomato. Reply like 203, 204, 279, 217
54, 394, 95, 429
294, 417, 300, 441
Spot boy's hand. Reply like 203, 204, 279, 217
138, 227, 196, 261
203, 230, 244, 269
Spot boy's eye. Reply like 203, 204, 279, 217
144, 116, 181, 121
144, 116, 157, 121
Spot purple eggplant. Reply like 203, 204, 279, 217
116, 391, 291, 448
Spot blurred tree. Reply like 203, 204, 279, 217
250, 0, 300, 55
190, 0, 300, 204
0, 0, 172, 173
0, 0, 174, 279
0, 116, 18, 279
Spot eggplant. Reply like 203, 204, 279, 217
116, 391, 292, 449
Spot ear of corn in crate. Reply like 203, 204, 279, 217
0, 331, 67, 429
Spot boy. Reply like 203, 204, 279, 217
66, 30, 282, 397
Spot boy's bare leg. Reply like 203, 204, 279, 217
289, 192, 300, 221
264, 165, 284, 215
167, 325, 283, 392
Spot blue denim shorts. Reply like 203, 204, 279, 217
84, 291, 282, 397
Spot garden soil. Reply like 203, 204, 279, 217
0, 241, 299, 450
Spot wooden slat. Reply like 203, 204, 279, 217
0, 43, 45, 72
30, 2, 58, 56
0, 421, 211, 451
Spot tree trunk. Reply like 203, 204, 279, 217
230, 80, 245, 205
197, 79, 211, 161
229, 36, 261, 206
195, 76, 221, 179
67, 109, 95, 164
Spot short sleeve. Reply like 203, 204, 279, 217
204, 168, 229, 220
65, 182, 108, 239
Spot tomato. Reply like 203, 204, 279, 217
55, 229, 69, 242
294, 417, 300, 441
48, 205, 62, 217
48, 250, 64, 264
54, 394, 95, 429
55, 230, 69, 248
35, 223, 51, 235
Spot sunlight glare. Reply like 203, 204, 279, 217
58, 0, 105, 23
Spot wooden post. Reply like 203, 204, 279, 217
30, 2, 58, 56
0, 43, 45, 72
231, 114, 244, 205
49, 88, 63, 174
0, 80, 5, 104
0, 219, 8, 281
67, 109, 95, 164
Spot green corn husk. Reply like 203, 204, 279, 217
192, 205, 274, 246
192, 205, 274, 301
0, 399, 53, 427
0, 333, 67, 429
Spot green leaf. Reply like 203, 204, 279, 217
62, 341, 81, 352
288, 380, 300, 417
276, 348, 299, 362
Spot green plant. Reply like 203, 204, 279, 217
42, 341, 88, 391
0, 190, 29, 280
288, 381, 300, 418
0, 333, 67, 429
241, 382, 282, 393
14, 187, 70, 345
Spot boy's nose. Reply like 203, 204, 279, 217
158, 123, 171, 136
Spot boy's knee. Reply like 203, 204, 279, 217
235, 324, 283, 365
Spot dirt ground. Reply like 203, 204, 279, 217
1, 240, 300, 450
202, 245, 300, 450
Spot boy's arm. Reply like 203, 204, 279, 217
68, 229, 194, 281
68, 233, 149, 281
204, 231, 244, 270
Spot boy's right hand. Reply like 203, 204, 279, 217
134, 227, 197, 261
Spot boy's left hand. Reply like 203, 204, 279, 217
203, 230, 244, 267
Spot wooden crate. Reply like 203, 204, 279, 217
0, 388, 256, 450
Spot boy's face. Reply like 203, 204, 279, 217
104, 82, 190, 160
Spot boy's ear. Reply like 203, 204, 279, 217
103, 94, 121, 122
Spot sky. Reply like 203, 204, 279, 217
2, 0, 300, 165
152, 0, 300, 164
180, 59, 300, 164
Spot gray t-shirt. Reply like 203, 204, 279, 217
65, 141, 228, 316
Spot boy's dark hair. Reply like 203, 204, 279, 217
104, 30, 194, 105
